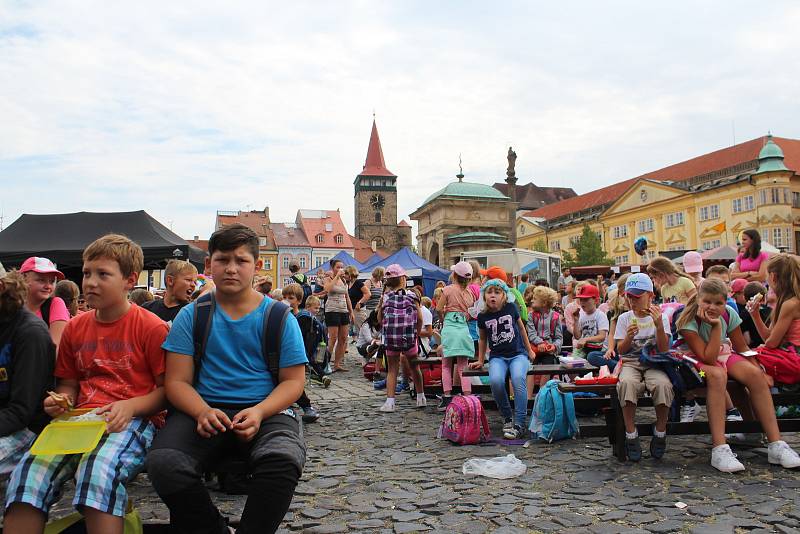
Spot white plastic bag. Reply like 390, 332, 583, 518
462, 454, 527, 479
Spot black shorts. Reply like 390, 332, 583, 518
325, 311, 350, 327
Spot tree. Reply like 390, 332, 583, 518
574, 224, 614, 266
561, 250, 577, 270
532, 238, 548, 253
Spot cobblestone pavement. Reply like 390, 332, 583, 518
12, 347, 800, 533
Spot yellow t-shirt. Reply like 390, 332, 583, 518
660, 277, 695, 304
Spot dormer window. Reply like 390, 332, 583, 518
316, 234, 324, 243
325, 223, 333, 232
335, 234, 344, 244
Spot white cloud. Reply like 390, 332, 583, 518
1, 1, 799, 242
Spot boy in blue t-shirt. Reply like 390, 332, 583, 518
146, 224, 308, 534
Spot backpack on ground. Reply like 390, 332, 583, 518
381, 289, 418, 352
529, 379, 579, 442
755, 346, 800, 385
291, 274, 313, 308
437, 394, 490, 445
192, 292, 290, 386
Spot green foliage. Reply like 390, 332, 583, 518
573, 224, 614, 266
532, 238, 548, 253
561, 250, 577, 269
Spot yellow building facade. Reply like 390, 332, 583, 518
518, 136, 800, 262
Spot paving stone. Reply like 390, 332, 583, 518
348, 519, 386, 529
392, 511, 429, 522
689, 523, 735, 534
648, 520, 691, 533
394, 523, 432, 533
304, 524, 348, 534
300, 509, 332, 519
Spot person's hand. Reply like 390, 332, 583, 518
97, 400, 135, 433
746, 294, 763, 315
468, 360, 484, 370
603, 349, 616, 360
626, 322, 639, 338
44, 393, 74, 418
355, 303, 361, 311
545, 343, 555, 353
648, 304, 662, 324
232, 407, 263, 442
196, 408, 232, 438
528, 349, 537, 362
572, 307, 580, 319
536, 343, 548, 352
574, 338, 585, 349
698, 307, 721, 327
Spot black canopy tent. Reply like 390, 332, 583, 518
0, 211, 207, 273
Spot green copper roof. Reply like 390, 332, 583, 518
445, 231, 510, 245
421, 181, 509, 207
755, 135, 789, 174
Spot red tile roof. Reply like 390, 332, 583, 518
493, 182, 577, 210
296, 210, 354, 249
398, 219, 411, 228
526, 136, 800, 221
186, 239, 208, 252
359, 119, 395, 177
349, 234, 390, 263
270, 223, 310, 247
216, 210, 276, 250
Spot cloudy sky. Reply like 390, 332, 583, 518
2, 1, 799, 240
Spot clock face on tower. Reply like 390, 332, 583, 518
370, 193, 386, 210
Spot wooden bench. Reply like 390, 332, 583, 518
558, 382, 800, 461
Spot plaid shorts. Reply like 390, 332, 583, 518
5, 418, 154, 517
0, 429, 36, 479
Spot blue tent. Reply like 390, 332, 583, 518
364, 247, 450, 297
360, 252, 386, 270
304, 250, 364, 277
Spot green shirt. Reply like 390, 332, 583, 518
677, 305, 742, 344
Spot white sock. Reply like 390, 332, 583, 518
768, 440, 785, 450
418, 393, 426, 401
385, 397, 395, 406
654, 429, 666, 438
626, 431, 638, 439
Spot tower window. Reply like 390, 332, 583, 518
375, 212, 382, 223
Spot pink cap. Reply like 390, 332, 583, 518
450, 261, 473, 279
730, 278, 748, 293
384, 264, 406, 278
19, 257, 64, 281
683, 251, 703, 274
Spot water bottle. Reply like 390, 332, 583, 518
315, 341, 327, 364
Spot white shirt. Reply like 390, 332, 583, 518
614, 310, 671, 359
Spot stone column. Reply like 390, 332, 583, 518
506, 147, 519, 247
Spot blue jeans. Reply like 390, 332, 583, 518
587, 350, 618, 373
488, 354, 529, 427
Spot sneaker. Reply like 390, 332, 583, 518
321, 375, 331, 388
502, 419, 514, 437
416, 394, 427, 408
711, 444, 745, 473
768, 440, 800, 468
725, 408, 745, 442
323, 363, 333, 375
625, 436, 642, 462
396, 382, 410, 394
379, 399, 396, 413
302, 406, 320, 423
679, 400, 700, 422
437, 396, 452, 412
373, 379, 387, 390
504, 424, 523, 440
650, 431, 667, 460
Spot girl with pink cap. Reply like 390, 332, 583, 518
19, 256, 70, 347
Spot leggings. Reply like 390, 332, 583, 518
442, 357, 471, 395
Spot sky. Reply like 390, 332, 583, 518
2, 1, 800, 241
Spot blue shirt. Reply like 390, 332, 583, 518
478, 302, 527, 358
163, 296, 308, 405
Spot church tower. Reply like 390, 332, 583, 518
354, 119, 409, 251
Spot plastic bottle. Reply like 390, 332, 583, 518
315, 341, 327, 364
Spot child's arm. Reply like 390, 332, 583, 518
553, 317, 564, 353
584, 329, 608, 344
526, 315, 544, 346
436, 291, 446, 315
43, 378, 80, 419
755, 298, 798, 349
232, 364, 306, 442
729, 326, 750, 354
616, 318, 638, 355
164, 354, 232, 438
604, 318, 617, 358
97, 375, 166, 433
679, 327, 721, 365
651, 305, 669, 352
469, 329, 488, 369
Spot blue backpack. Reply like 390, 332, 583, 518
529, 379, 579, 442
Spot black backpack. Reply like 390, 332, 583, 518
192, 292, 291, 385
40, 297, 53, 325
291, 274, 312, 308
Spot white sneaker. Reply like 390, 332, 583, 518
416, 394, 427, 408
679, 401, 700, 422
502, 419, 514, 436
711, 444, 745, 473
768, 440, 800, 468
379, 399, 396, 412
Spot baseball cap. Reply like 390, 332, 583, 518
19, 257, 64, 281
385, 264, 406, 278
575, 284, 600, 299
682, 251, 703, 274
450, 261, 473, 279
480, 266, 507, 283
625, 273, 654, 295
730, 278, 748, 294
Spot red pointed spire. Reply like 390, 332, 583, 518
360, 119, 395, 177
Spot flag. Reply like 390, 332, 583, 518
711, 221, 726, 233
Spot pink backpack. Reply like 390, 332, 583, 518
755, 346, 800, 385
437, 395, 490, 445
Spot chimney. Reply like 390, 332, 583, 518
193, 235, 199, 241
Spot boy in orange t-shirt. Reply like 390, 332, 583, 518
4, 234, 167, 534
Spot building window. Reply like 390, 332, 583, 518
732, 198, 742, 213
569, 235, 580, 247
667, 245, 684, 251
773, 227, 791, 249
613, 225, 628, 239
699, 205, 719, 221
760, 189, 767, 206
316, 234, 324, 243
299, 256, 306, 268
638, 218, 654, 233
372, 236, 385, 249
646, 250, 656, 260
549, 240, 561, 252
793, 192, 800, 208
744, 195, 754, 211
771, 188, 781, 204
325, 223, 333, 232
614, 255, 629, 265
335, 234, 344, 244
282, 257, 289, 269
519, 225, 526, 235
264, 259, 272, 270
664, 212, 684, 228
702, 240, 721, 250
375, 212, 382, 223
